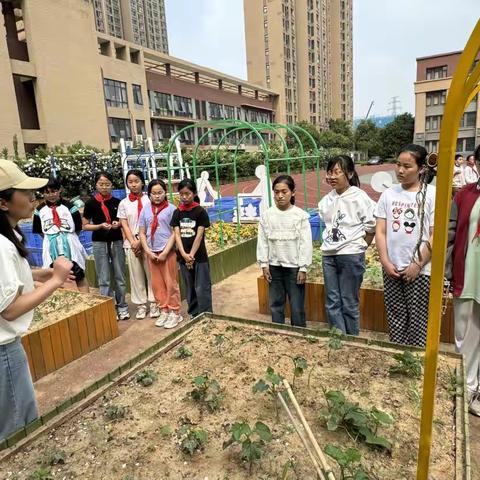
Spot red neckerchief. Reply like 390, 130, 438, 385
150, 200, 169, 242
128, 192, 143, 218
94, 193, 112, 223
178, 201, 200, 212
47, 201, 62, 228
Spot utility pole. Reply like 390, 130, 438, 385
388, 96, 401, 117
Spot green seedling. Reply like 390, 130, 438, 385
320, 390, 394, 451
27, 467, 53, 480
252, 366, 284, 420
44, 449, 66, 466
324, 444, 369, 480
407, 381, 421, 414
135, 369, 158, 387
223, 421, 272, 473
327, 327, 344, 358
447, 367, 464, 398
292, 356, 308, 389
389, 351, 422, 379
281, 457, 297, 479
175, 345, 193, 359
176, 419, 208, 455
190, 373, 223, 413
305, 335, 320, 344
104, 404, 126, 421
158, 425, 172, 438
212, 333, 232, 355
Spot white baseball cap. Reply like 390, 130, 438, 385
0, 159, 48, 191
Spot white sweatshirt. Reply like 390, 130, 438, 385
464, 164, 479, 184
318, 186, 376, 255
257, 205, 313, 272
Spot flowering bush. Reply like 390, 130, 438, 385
17, 142, 123, 198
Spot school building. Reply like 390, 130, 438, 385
0, 0, 279, 157
414, 50, 480, 155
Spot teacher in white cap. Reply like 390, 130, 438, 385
0, 159, 73, 441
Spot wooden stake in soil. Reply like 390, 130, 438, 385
283, 379, 336, 480
277, 391, 326, 480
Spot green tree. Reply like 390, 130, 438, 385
354, 120, 381, 158
286, 120, 321, 151
378, 113, 415, 159
328, 118, 354, 140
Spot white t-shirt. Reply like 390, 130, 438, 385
0, 233, 35, 345
117, 194, 150, 248
374, 184, 436, 275
318, 186, 376, 255
464, 164, 479, 185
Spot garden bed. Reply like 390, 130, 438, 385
258, 245, 455, 343
1, 315, 468, 479
23, 291, 118, 381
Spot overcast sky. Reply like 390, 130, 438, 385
165, 0, 479, 119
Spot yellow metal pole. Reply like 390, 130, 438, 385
417, 20, 480, 479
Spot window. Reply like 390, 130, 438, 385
209, 102, 224, 120
457, 137, 476, 152
152, 91, 172, 116
108, 117, 132, 142
224, 105, 236, 119
156, 123, 175, 141
425, 115, 442, 131
135, 119, 146, 138
132, 84, 143, 106
426, 65, 448, 80
460, 111, 476, 128
424, 140, 438, 152
426, 90, 447, 107
173, 95, 192, 117
104, 78, 128, 108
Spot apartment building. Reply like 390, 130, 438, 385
93, 0, 169, 54
244, 0, 353, 128
0, 0, 278, 156
414, 50, 480, 154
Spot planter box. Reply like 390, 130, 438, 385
257, 276, 456, 343
85, 237, 258, 290
22, 295, 118, 382
1, 313, 469, 479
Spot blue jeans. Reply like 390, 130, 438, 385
92, 240, 128, 313
322, 253, 365, 335
0, 338, 38, 441
180, 261, 213, 317
269, 265, 306, 327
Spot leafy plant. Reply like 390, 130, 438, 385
190, 373, 223, 413
252, 366, 284, 419
27, 467, 53, 480
223, 421, 272, 473
327, 327, 344, 358
135, 369, 158, 387
176, 419, 208, 455
175, 345, 193, 359
45, 449, 66, 466
158, 425, 172, 438
389, 351, 422, 379
447, 367, 464, 398
407, 381, 421, 414
212, 333, 233, 355
324, 444, 369, 480
320, 390, 394, 451
292, 356, 308, 389
305, 335, 320, 344
104, 404, 126, 421
281, 457, 297, 479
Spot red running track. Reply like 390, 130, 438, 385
219, 163, 396, 208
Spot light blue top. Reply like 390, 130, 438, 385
139, 203, 176, 252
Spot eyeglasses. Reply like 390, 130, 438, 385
326, 171, 345, 178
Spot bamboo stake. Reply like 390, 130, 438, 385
277, 391, 326, 480
283, 379, 336, 480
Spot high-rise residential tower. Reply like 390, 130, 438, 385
93, 0, 169, 54
244, 0, 353, 127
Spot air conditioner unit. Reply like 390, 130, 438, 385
135, 134, 144, 144
150, 109, 156, 117
125, 141, 134, 149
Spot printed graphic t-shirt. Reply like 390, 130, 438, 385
170, 206, 210, 263
374, 184, 435, 275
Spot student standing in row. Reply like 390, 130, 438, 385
118, 170, 157, 320
82, 172, 129, 320
375, 144, 436, 347
170, 179, 212, 318
453, 154, 466, 195
318, 155, 376, 335
33, 177, 88, 292
257, 175, 312, 327
464, 154, 479, 185
0, 159, 72, 441
447, 145, 480, 416
139, 179, 181, 328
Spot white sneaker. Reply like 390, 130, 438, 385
469, 392, 480, 417
149, 303, 160, 318
164, 312, 183, 329
136, 305, 147, 320
155, 310, 169, 327
117, 310, 130, 321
